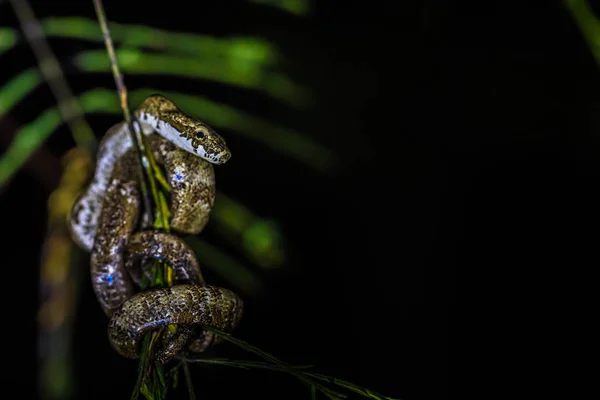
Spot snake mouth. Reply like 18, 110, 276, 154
212, 150, 231, 164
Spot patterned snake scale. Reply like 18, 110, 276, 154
67, 95, 243, 363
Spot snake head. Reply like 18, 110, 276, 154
139, 95, 232, 165
191, 124, 232, 164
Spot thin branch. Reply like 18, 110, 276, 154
9, 0, 95, 150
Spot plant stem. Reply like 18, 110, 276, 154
91, 0, 155, 222
182, 361, 196, 400
183, 357, 397, 400
9, 0, 96, 150
201, 327, 347, 400
92, 1, 174, 398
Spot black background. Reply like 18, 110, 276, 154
4, 0, 600, 399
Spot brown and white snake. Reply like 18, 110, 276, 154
68, 95, 243, 363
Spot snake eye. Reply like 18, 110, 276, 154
195, 130, 205, 139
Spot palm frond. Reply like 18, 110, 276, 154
4, 17, 309, 107
41, 16, 280, 63
74, 49, 310, 108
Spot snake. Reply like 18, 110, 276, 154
67, 95, 243, 363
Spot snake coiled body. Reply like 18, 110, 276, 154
68, 95, 242, 363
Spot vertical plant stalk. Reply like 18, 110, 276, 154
9, 0, 96, 150
91, 0, 155, 220
91, 1, 179, 398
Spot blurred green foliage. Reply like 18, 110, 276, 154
41, 17, 278, 63
250, 0, 310, 16
565, 0, 600, 66
4, 17, 310, 108
0, 106, 61, 185
185, 237, 264, 296
75, 49, 310, 108
0, 28, 17, 56
213, 192, 285, 269
0, 67, 41, 115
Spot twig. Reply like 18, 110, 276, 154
9, 0, 95, 150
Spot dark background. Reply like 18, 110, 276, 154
4, 0, 599, 399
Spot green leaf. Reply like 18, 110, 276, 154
140, 383, 154, 400
213, 192, 285, 269
0, 68, 43, 116
0, 28, 18, 56
0, 108, 61, 187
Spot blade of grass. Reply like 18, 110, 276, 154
181, 361, 196, 400
183, 358, 313, 371
305, 373, 398, 400
201, 327, 347, 400
183, 358, 398, 400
